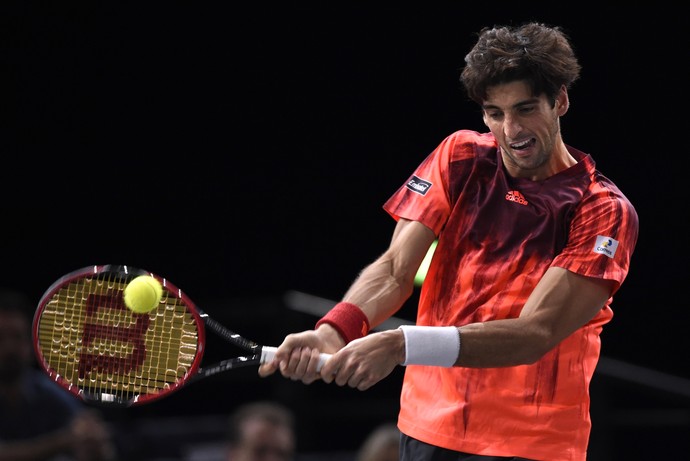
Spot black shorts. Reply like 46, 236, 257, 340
400, 433, 535, 461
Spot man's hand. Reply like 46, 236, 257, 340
258, 324, 346, 384
319, 329, 405, 391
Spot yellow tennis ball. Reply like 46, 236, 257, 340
123, 275, 163, 314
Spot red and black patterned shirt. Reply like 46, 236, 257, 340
384, 130, 639, 461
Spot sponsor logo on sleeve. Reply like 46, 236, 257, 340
593, 235, 619, 259
405, 175, 432, 196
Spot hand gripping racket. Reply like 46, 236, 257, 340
32, 264, 330, 407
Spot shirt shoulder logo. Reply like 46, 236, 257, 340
406, 175, 432, 195
505, 190, 528, 205
593, 235, 619, 259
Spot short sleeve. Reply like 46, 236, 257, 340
551, 180, 639, 294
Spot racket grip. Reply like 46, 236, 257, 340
261, 346, 331, 372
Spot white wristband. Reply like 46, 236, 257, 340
399, 325, 460, 367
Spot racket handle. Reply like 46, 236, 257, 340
261, 346, 331, 372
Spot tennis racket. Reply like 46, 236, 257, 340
32, 264, 330, 407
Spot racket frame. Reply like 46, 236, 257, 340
32, 264, 321, 407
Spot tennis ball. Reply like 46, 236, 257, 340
123, 275, 163, 314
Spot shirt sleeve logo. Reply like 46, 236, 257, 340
593, 235, 619, 259
405, 175, 432, 195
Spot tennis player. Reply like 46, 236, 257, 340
260, 22, 639, 461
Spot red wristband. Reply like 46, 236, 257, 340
315, 302, 370, 344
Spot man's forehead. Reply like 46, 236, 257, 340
482, 81, 541, 107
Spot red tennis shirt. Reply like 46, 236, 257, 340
383, 130, 639, 461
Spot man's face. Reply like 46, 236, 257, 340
481, 80, 568, 180
229, 418, 295, 461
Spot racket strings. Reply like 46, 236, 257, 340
36, 272, 201, 402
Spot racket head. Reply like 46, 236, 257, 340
32, 264, 206, 407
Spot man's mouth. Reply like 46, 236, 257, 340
509, 138, 535, 150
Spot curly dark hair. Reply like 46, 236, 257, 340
460, 22, 581, 105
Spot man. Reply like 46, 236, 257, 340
258, 22, 638, 461
356, 423, 400, 461
226, 401, 296, 461
0, 288, 118, 461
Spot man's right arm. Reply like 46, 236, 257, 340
258, 218, 435, 382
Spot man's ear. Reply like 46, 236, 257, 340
556, 85, 569, 116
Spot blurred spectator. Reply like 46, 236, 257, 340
355, 423, 400, 461
226, 401, 296, 461
0, 287, 118, 461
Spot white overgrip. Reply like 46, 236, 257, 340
260, 346, 330, 372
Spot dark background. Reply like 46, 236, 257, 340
2, 3, 688, 460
